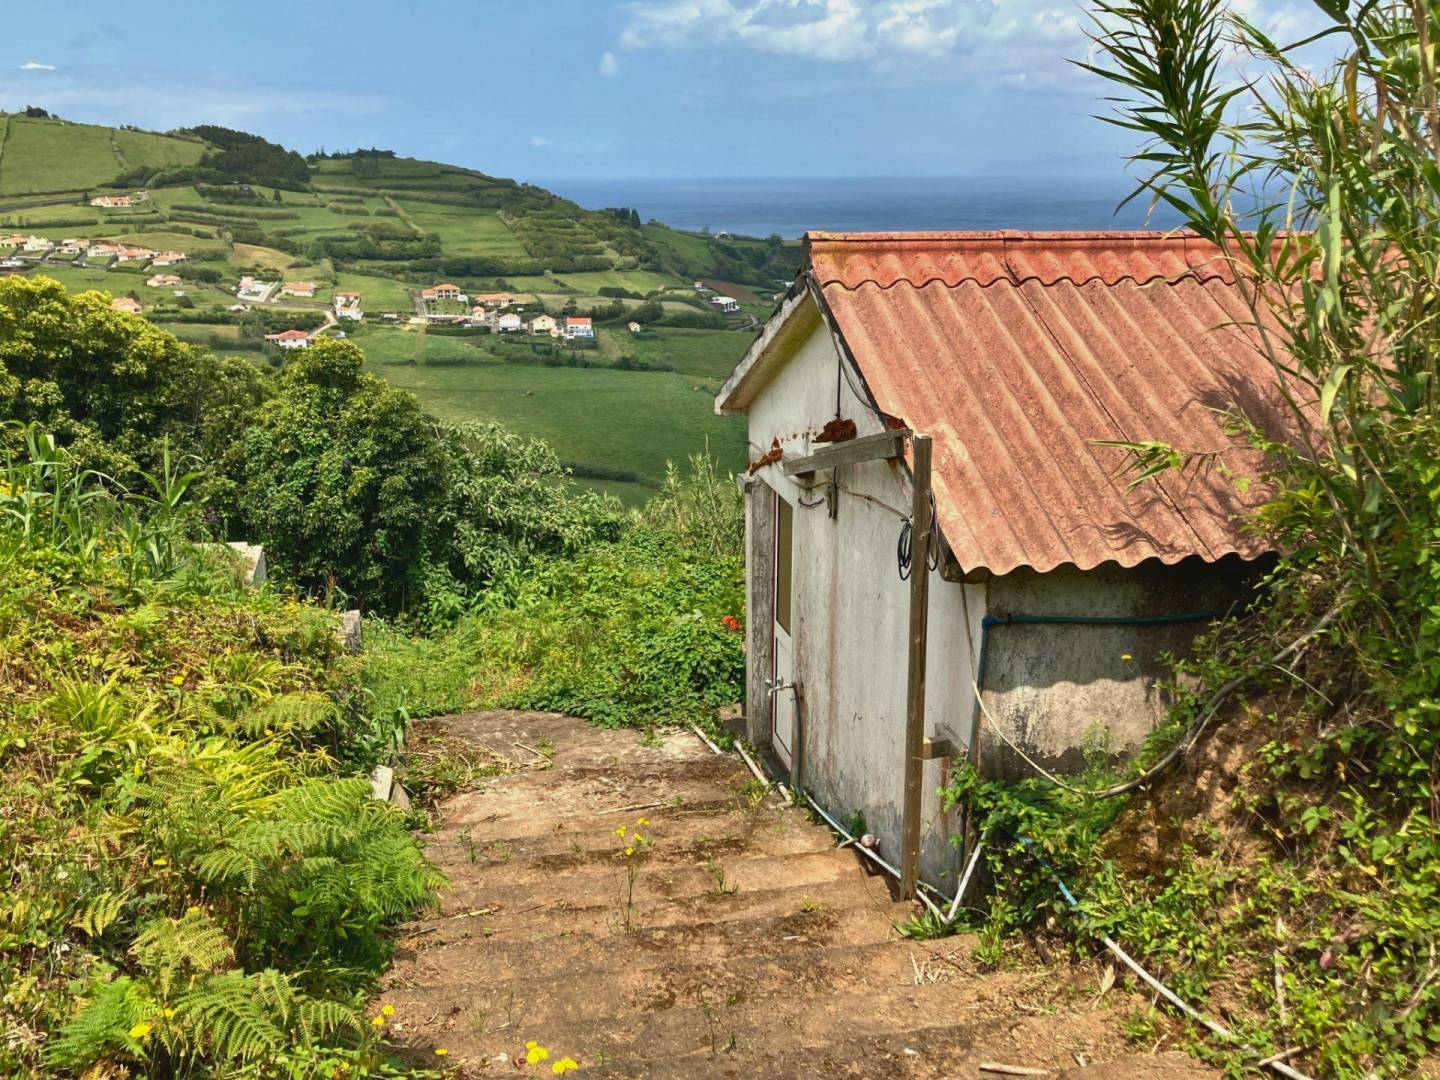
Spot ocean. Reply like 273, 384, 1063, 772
534, 176, 1186, 240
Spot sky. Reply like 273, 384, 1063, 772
1, 0, 1319, 182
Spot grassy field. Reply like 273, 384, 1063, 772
395, 201, 526, 257
598, 326, 754, 380
333, 270, 416, 311
0, 116, 204, 195
351, 324, 745, 495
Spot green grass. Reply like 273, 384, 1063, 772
110, 127, 206, 172
599, 326, 753, 380
354, 326, 746, 487
0, 118, 122, 195
331, 270, 414, 311
394, 200, 526, 257
508, 269, 680, 295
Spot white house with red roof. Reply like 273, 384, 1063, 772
90, 194, 134, 208
562, 316, 594, 340
715, 230, 1291, 894
110, 296, 143, 314
151, 251, 187, 267
334, 291, 363, 320
280, 281, 318, 299
265, 329, 312, 350
146, 273, 183, 288
421, 283, 462, 302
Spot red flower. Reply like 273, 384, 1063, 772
721, 615, 742, 633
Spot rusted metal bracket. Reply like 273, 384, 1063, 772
783, 428, 910, 480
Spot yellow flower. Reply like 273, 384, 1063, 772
1120, 653, 1133, 662
162, 1008, 176, 1019
381, 1003, 395, 1017
614, 825, 627, 838
372, 1015, 385, 1028
624, 846, 634, 857
187, 905, 200, 914
526, 1041, 550, 1064
636, 817, 650, 826
434, 1047, 448, 1057
171, 675, 184, 686
129, 1021, 153, 1040
152, 857, 168, 867
552, 1057, 579, 1075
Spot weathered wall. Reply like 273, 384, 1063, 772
978, 554, 1266, 779
743, 307, 981, 889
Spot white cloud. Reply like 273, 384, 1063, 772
600, 50, 622, 77
530, 134, 549, 147
20, 61, 56, 71
616, 0, 1318, 87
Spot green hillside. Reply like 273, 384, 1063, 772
0, 117, 796, 500
0, 113, 206, 195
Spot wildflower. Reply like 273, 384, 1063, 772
636, 817, 650, 826
526, 1040, 550, 1064
372, 1015, 385, 1028
129, 1021, 153, 1040
624, 846, 634, 857
186, 906, 200, 914
552, 1057, 579, 1075
614, 825, 627, 838
162, 1008, 176, 1019
1120, 654, 1132, 662
171, 675, 184, 686
152, 857, 168, 867
434, 1047, 448, 1057
381, 1003, 395, 1017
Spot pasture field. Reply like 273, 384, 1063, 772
332, 270, 416, 311
355, 325, 746, 490
0, 117, 120, 195
506, 269, 679, 295
110, 127, 206, 171
598, 326, 754, 380
394, 201, 527, 257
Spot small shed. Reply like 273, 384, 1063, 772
715, 230, 1288, 893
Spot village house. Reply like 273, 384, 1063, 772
237, 277, 274, 301
150, 251, 187, 267
265, 329, 312, 350
56, 239, 86, 256
86, 242, 123, 260
1, 233, 27, 247
422, 283, 463, 302
472, 292, 514, 308
110, 297, 143, 315
710, 295, 740, 314
22, 236, 52, 253
562, 316, 594, 340
628, 321, 642, 334
527, 313, 558, 336
334, 291, 363, 320
146, 273, 183, 288
496, 312, 523, 333
715, 230, 1286, 893
90, 194, 134, 208
116, 246, 156, 264
280, 281, 318, 299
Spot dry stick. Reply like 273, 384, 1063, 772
979, 1065, 1048, 1077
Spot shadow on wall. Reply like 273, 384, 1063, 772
977, 552, 1273, 780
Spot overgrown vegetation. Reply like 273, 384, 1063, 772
942, 3, 1440, 1076
0, 430, 441, 1077
362, 455, 744, 733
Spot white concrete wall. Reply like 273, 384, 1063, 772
744, 312, 981, 889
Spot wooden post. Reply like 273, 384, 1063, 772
900, 434, 933, 899
744, 477, 777, 749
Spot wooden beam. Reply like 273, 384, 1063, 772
743, 477, 777, 750
920, 736, 956, 760
782, 428, 909, 479
900, 434, 932, 900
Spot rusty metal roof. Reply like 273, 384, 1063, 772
809, 231, 1286, 577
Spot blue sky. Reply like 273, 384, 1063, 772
2, 0, 1316, 181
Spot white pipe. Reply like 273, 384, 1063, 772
802, 791, 954, 907
945, 840, 985, 923
690, 724, 723, 755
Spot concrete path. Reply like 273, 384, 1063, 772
380, 711, 1213, 1078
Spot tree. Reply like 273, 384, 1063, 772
0, 275, 266, 486
238, 339, 448, 613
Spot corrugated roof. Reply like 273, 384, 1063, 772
808, 230, 1287, 577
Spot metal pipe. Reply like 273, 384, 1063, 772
802, 791, 954, 907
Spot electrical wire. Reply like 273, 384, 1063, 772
897, 490, 939, 580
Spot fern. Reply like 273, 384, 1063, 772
131, 911, 235, 996
71, 889, 127, 939
43, 976, 154, 1071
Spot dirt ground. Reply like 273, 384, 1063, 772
377, 711, 1217, 1078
